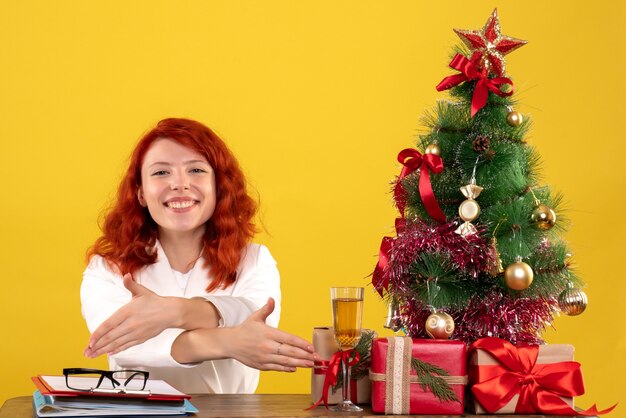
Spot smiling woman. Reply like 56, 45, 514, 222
80, 118, 318, 394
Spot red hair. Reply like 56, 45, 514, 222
88, 118, 257, 291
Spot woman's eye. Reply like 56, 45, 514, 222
151, 170, 169, 176
190, 168, 207, 174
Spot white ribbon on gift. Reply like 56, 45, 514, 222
386, 336, 411, 414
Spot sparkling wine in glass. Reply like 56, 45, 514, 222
330, 287, 364, 412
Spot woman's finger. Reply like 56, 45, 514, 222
87, 339, 123, 358
108, 338, 145, 356
88, 321, 140, 357
123, 273, 154, 298
272, 344, 316, 364
272, 355, 315, 369
88, 310, 128, 349
271, 331, 316, 354
259, 363, 297, 372
89, 321, 132, 352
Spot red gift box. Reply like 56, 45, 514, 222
369, 337, 467, 415
466, 337, 620, 416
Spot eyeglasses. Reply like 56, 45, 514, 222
63, 368, 149, 394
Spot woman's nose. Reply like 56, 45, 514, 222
170, 173, 190, 190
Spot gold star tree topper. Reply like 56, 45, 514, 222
454, 9, 527, 77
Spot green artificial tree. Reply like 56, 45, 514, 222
372, 9, 588, 345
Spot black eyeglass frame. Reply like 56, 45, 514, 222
63, 368, 150, 393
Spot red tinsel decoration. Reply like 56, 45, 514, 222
385, 219, 492, 291
401, 292, 557, 345
453, 292, 557, 345
379, 218, 558, 345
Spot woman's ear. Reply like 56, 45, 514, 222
137, 188, 147, 207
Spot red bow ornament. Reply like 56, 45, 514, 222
469, 337, 616, 416
436, 54, 514, 117
393, 148, 446, 223
372, 236, 393, 297
308, 350, 360, 410
375, 149, 445, 297
372, 218, 405, 296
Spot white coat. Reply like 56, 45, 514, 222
81, 241, 280, 394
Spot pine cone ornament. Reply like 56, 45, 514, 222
472, 135, 491, 153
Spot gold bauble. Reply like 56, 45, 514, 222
558, 284, 588, 316
531, 204, 557, 230
425, 144, 441, 156
425, 311, 455, 339
506, 110, 523, 127
504, 260, 534, 290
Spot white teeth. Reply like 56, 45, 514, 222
167, 201, 196, 209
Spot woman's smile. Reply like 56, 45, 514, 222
164, 198, 200, 210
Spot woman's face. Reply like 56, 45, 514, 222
138, 138, 217, 240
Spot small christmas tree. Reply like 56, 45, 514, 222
372, 9, 588, 345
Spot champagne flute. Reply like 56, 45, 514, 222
330, 287, 364, 412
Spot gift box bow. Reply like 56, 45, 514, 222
469, 337, 616, 416
308, 349, 360, 409
313, 357, 360, 404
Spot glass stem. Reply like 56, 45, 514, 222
342, 354, 351, 403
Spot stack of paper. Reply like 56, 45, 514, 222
31, 375, 198, 417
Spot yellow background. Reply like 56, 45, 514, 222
0, 0, 624, 412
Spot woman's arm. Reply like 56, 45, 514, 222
84, 245, 279, 358
84, 273, 317, 371
84, 273, 221, 358
83, 245, 295, 369
81, 257, 195, 368
171, 298, 318, 372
